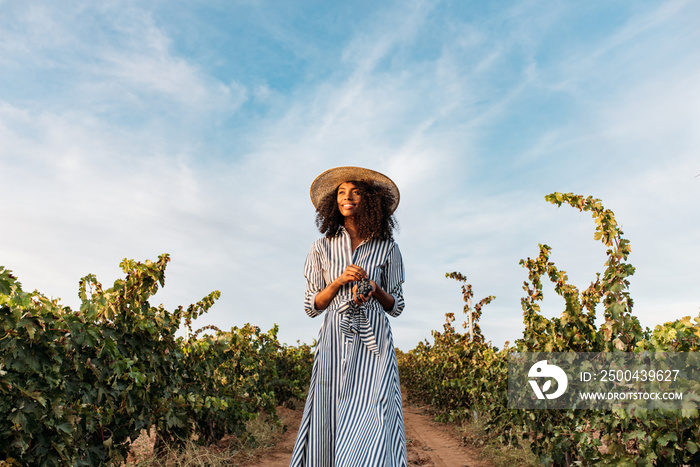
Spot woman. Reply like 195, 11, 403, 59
290, 167, 406, 467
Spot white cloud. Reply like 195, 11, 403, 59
91, 17, 247, 112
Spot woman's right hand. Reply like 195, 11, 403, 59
314, 264, 368, 311
335, 264, 368, 286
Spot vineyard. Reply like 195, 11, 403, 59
398, 193, 700, 465
0, 256, 313, 466
1, 192, 699, 466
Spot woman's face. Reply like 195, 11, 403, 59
337, 182, 361, 217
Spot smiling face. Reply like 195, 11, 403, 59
336, 181, 361, 217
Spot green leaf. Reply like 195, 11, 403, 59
657, 432, 678, 446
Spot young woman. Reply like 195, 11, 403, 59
290, 167, 406, 467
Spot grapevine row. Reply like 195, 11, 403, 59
0, 255, 313, 466
398, 192, 700, 465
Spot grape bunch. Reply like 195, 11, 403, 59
356, 278, 373, 300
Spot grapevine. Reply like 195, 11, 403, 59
398, 192, 700, 465
0, 256, 314, 466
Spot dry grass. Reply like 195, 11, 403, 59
125, 413, 287, 467
457, 417, 539, 467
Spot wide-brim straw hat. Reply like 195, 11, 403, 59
310, 166, 400, 213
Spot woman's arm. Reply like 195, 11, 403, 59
379, 243, 405, 316
314, 264, 368, 310
353, 244, 405, 313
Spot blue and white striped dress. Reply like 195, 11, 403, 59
290, 226, 406, 467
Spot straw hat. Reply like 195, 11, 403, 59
310, 166, 400, 213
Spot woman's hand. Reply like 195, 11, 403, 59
337, 264, 367, 286
353, 280, 376, 305
354, 280, 396, 311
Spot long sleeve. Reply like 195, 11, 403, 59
381, 243, 405, 317
303, 241, 326, 318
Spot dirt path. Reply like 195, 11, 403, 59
242, 395, 492, 467
402, 400, 492, 467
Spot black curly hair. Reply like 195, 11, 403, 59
315, 180, 397, 241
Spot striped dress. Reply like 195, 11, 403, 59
290, 226, 406, 467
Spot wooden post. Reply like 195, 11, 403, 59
467, 295, 473, 342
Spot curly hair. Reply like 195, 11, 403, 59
315, 180, 397, 241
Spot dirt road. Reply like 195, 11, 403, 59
242, 396, 493, 467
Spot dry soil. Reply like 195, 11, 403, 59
241, 395, 493, 467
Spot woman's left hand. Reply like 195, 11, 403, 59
353, 280, 377, 305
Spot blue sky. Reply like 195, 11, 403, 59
1, 0, 699, 350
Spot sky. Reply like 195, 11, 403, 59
1, 0, 699, 350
